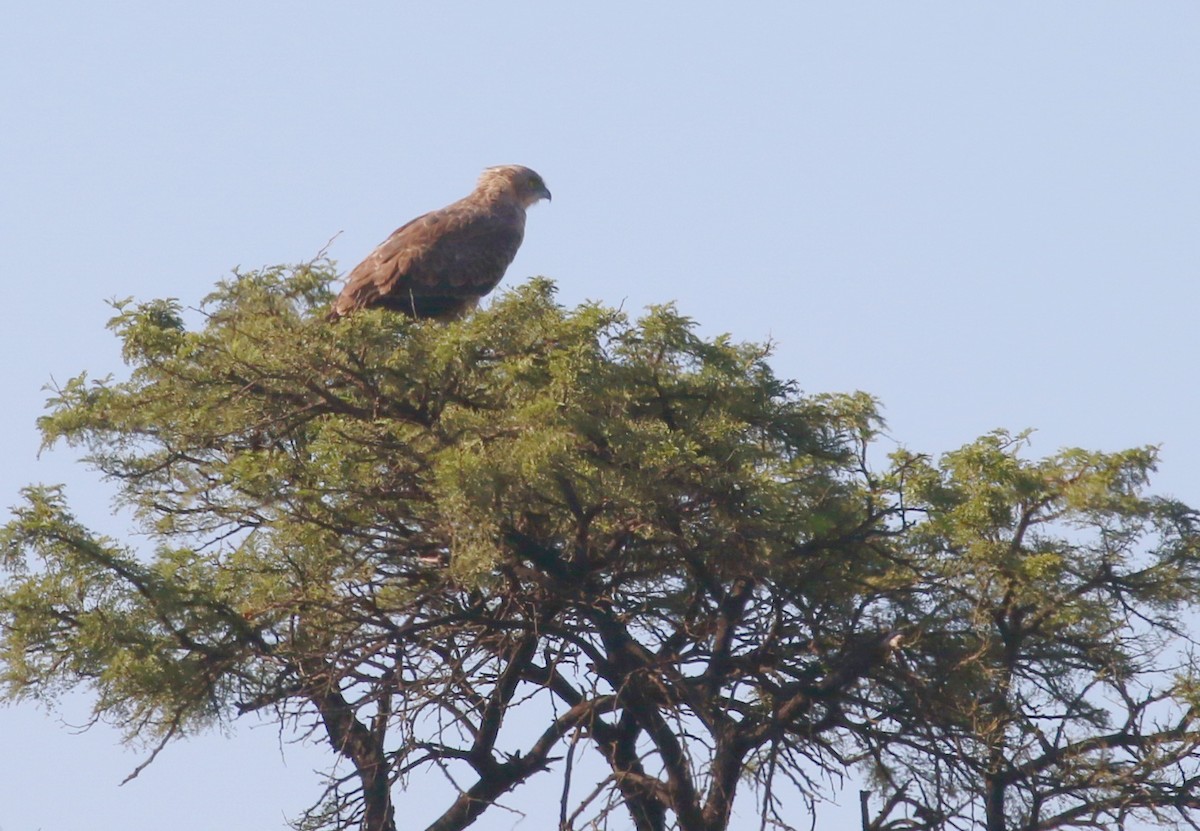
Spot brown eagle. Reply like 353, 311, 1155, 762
328, 165, 551, 320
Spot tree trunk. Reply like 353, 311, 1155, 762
984, 773, 1006, 831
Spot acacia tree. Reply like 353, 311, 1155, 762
857, 434, 1200, 831
2, 264, 1199, 831
0, 265, 906, 831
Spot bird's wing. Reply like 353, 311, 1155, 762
333, 209, 445, 313
333, 201, 524, 315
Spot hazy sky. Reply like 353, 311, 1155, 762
2, 3, 1199, 830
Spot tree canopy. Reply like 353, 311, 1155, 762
2, 263, 1199, 831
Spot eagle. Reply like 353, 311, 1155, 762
328, 165, 551, 320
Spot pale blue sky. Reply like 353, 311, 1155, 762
2, 4, 1198, 830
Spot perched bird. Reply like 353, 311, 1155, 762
329, 165, 551, 320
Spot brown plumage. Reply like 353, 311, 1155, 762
328, 165, 551, 320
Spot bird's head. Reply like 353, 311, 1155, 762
478, 165, 552, 208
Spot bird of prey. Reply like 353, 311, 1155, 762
328, 165, 551, 320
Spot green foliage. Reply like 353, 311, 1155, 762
0, 485, 256, 741
30, 263, 881, 588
